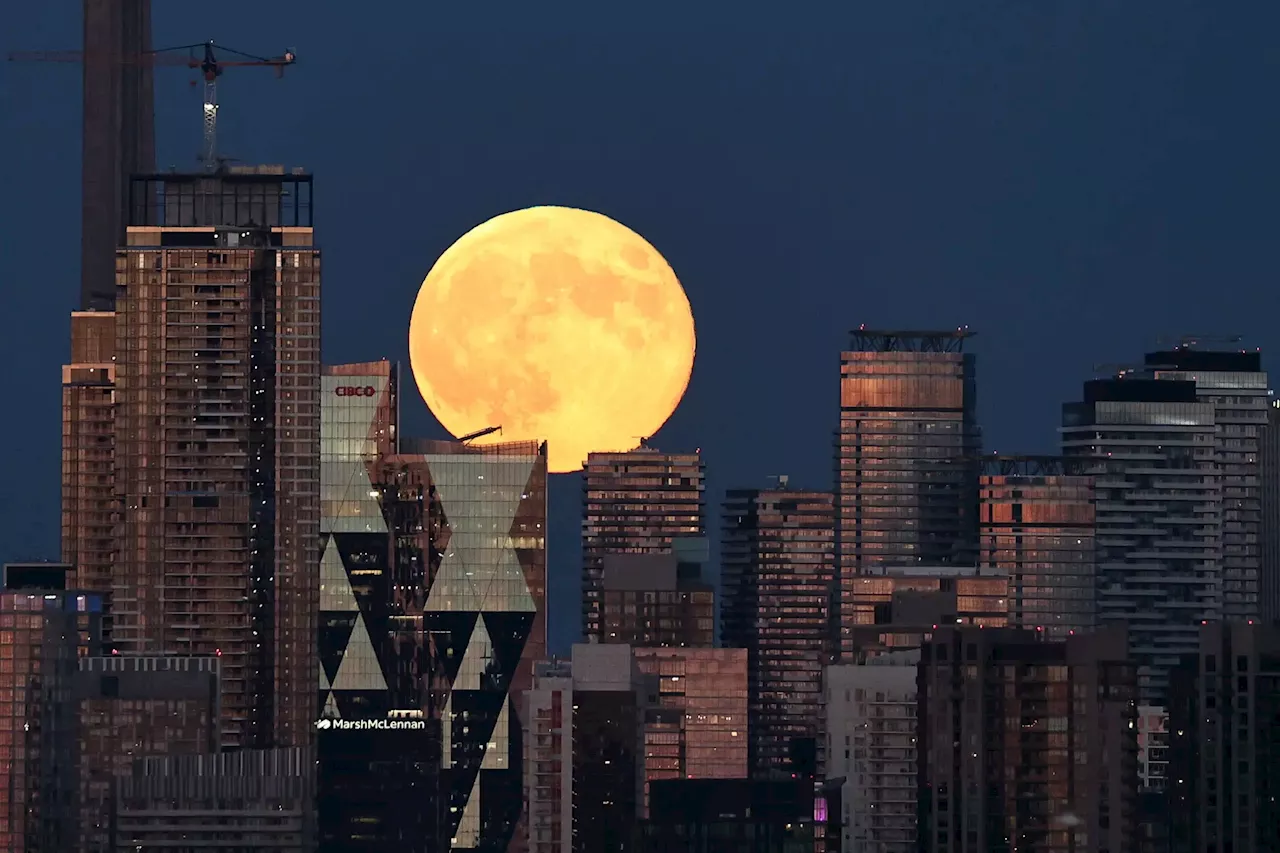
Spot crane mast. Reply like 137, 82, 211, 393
9, 40, 296, 172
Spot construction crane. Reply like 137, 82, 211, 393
9, 40, 296, 171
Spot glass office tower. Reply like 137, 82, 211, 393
834, 328, 980, 660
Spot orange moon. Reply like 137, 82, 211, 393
408, 206, 696, 474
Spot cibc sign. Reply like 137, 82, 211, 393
335, 386, 376, 398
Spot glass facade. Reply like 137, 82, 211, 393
979, 456, 1096, 639
367, 437, 548, 852
721, 486, 833, 777
835, 330, 980, 661
633, 647, 748, 814
106, 190, 321, 749
1146, 348, 1271, 619
582, 449, 705, 643
1062, 378, 1221, 704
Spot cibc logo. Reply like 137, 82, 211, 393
335, 385, 376, 398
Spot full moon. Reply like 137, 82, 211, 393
408, 206, 696, 474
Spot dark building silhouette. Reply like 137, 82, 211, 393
917, 626, 1139, 853
1144, 346, 1271, 620
0, 575, 105, 852
834, 328, 980, 661
81, 0, 155, 311
75, 655, 220, 852
979, 455, 1096, 638
640, 778, 819, 853
524, 647, 652, 853
721, 482, 833, 777
113, 749, 315, 848
1168, 621, 1280, 853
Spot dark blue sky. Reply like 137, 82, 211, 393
3, 2, 1277, 654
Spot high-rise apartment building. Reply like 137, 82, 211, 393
600, 549, 715, 648
825, 655, 918, 853
0, 584, 105, 852
61, 312, 117, 596
721, 482, 833, 777
582, 448, 704, 643
1263, 400, 1280, 621
1062, 377, 1221, 702
834, 328, 980, 660
100, 167, 321, 750
524, 646, 651, 853
1145, 346, 1271, 619
1167, 621, 1280, 852
917, 626, 1139, 853
633, 647, 749, 806
844, 568, 1008, 655
979, 455, 1096, 638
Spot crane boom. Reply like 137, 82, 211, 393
8, 40, 295, 171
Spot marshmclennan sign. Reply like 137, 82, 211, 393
316, 719, 425, 731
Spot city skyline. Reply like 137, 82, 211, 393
6, 3, 1280, 851
6, 5, 1280, 662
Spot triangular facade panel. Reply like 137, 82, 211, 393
455, 617, 493, 692
320, 536, 359, 612
424, 456, 536, 613
480, 699, 510, 770
331, 614, 388, 693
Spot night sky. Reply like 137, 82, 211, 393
3, 2, 1278, 655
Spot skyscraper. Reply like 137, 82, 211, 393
582, 447, 704, 643
102, 166, 321, 749
1168, 622, 1280, 852
1262, 399, 1280, 621
979, 455, 1096, 638
1062, 377, 1221, 703
61, 311, 117, 595
383, 439, 548, 851
524, 646, 651, 853
834, 328, 980, 660
316, 360, 548, 850
632, 647, 749, 803
81, 0, 154, 311
1144, 345, 1271, 619
721, 482, 833, 777
825, 655, 919, 853
917, 626, 1139, 853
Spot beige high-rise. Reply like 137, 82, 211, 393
61, 166, 321, 750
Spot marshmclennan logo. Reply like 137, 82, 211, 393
315, 719, 425, 731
